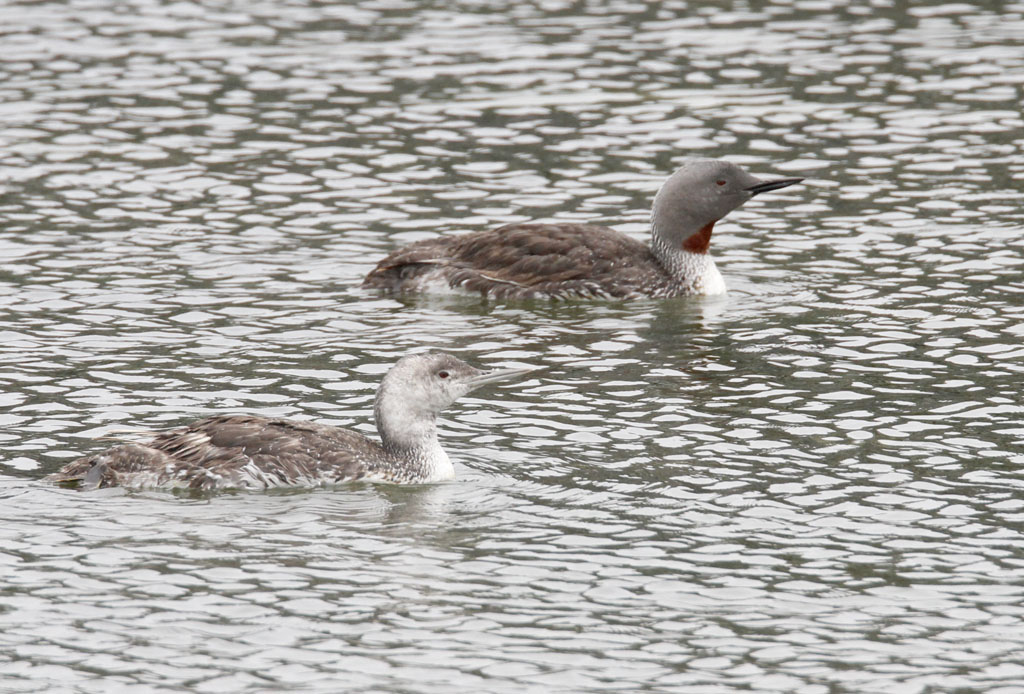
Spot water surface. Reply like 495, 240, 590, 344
2, 1, 1024, 692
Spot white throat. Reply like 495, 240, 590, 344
375, 397, 456, 482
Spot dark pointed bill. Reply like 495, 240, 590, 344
745, 177, 804, 196
467, 366, 537, 390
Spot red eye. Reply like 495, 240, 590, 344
438, 371, 449, 379
716, 179, 727, 186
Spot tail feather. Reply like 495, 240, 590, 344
81, 460, 109, 490
46, 455, 104, 489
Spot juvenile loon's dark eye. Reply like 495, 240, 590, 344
438, 371, 450, 379
715, 179, 727, 186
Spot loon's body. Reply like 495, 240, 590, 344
46, 352, 531, 491
364, 159, 803, 300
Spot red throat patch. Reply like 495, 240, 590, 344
682, 222, 715, 254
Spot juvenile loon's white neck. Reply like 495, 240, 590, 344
650, 233, 726, 296
383, 435, 454, 483
375, 402, 455, 482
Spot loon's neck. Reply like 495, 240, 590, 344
650, 231, 726, 296
374, 400, 455, 483
381, 437, 454, 483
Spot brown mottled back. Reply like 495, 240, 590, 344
47, 414, 388, 490
363, 223, 674, 299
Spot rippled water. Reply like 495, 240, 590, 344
3, 1, 1024, 692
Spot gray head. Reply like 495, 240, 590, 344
651, 159, 803, 253
374, 351, 532, 453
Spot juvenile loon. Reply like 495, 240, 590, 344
363, 158, 803, 300
46, 352, 532, 491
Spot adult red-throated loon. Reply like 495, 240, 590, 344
364, 159, 803, 300
46, 352, 533, 491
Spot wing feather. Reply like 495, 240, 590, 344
364, 223, 670, 299
47, 415, 383, 490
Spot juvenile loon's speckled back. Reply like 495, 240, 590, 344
46, 352, 533, 491
364, 159, 803, 300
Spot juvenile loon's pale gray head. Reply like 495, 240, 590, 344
651, 159, 804, 255
374, 351, 532, 457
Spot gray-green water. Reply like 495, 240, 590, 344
2, 1, 1024, 692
